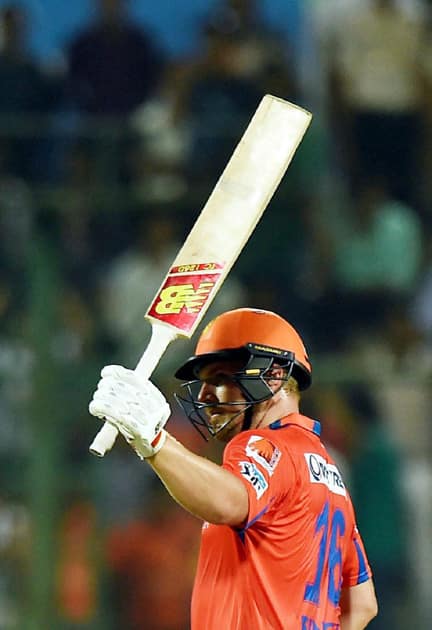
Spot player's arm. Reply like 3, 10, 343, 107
89, 365, 249, 526
148, 434, 249, 526
339, 578, 378, 629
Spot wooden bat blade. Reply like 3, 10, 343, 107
89, 95, 312, 457
146, 96, 312, 338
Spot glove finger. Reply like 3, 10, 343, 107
101, 364, 126, 378
142, 382, 168, 406
91, 387, 158, 428
89, 398, 113, 419
101, 364, 136, 383
99, 367, 168, 408
94, 380, 139, 410
96, 376, 125, 396
95, 412, 135, 443
112, 422, 134, 443
101, 366, 163, 401
97, 376, 143, 406
92, 382, 171, 428
89, 397, 126, 421
132, 401, 171, 427
88, 398, 135, 439
91, 387, 124, 410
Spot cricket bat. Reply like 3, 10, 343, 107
89, 94, 312, 457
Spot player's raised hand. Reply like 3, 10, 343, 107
89, 365, 171, 459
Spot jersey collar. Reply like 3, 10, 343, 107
269, 413, 321, 436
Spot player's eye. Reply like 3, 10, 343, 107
203, 373, 233, 388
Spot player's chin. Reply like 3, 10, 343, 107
212, 415, 243, 442
214, 429, 233, 443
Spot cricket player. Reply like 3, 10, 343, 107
89, 308, 378, 629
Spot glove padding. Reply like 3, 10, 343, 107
89, 365, 171, 459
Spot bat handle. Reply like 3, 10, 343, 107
89, 422, 118, 458
89, 322, 178, 457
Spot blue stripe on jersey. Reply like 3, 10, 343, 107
269, 418, 321, 436
269, 419, 283, 429
354, 538, 370, 583
235, 503, 271, 543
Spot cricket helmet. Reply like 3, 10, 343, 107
175, 308, 312, 438
175, 307, 312, 390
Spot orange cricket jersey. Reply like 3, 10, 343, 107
191, 413, 372, 630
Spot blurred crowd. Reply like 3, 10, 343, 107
0, 0, 432, 628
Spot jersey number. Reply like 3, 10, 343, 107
304, 501, 346, 607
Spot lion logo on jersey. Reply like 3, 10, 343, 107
246, 436, 281, 475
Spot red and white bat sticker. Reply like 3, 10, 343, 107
147, 263, 225, 334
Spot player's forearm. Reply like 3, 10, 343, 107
147, 433, 248, 526
340, 613, 376, 630
339, 581, 378, 629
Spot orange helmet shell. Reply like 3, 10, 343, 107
175, 308, 312, 389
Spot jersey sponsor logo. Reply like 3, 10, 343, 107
246, 435, 281, 475
239, 461, 268, 499
304, 453, 346, 496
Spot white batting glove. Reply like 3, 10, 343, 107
88, 365, 171, 459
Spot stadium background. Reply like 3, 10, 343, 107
0, 0, 431, 628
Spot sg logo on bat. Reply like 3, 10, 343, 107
148, 263, 224, 333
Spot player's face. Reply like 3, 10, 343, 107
197, 360, 249, 442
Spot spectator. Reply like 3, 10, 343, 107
182, 26, 262, 181
98, 214, 180, 367
56, 494, 100, 628
345, 299, 432, 458
0, 139, 34, 277
56, 142, 99, 286
0, 4, 60, 179
0, 271, 33, 460
301, 383, 355, 480
0, 274, 32, 627
129, 63, 192, 204
344, 301, 432, 624
177, 0, 298, 182
0, 492, 30, 628
310, 178, 423, 349
106, 483, 199, 630
98, 213, 248, 371
346, 385, 408, 630
66, 0, 165, 117
420, 1, 432, 214
333, 180, 423, 294
55, 140, 134, 291
411, 234, 432, 345
202, 0, 298, 99
325, 0, 428, 206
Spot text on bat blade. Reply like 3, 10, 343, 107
172, 262, 221, 273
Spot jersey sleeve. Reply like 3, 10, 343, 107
342, 499, 373, 587
222, 431, 295, 526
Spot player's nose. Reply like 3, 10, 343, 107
197, 382, 218, 404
